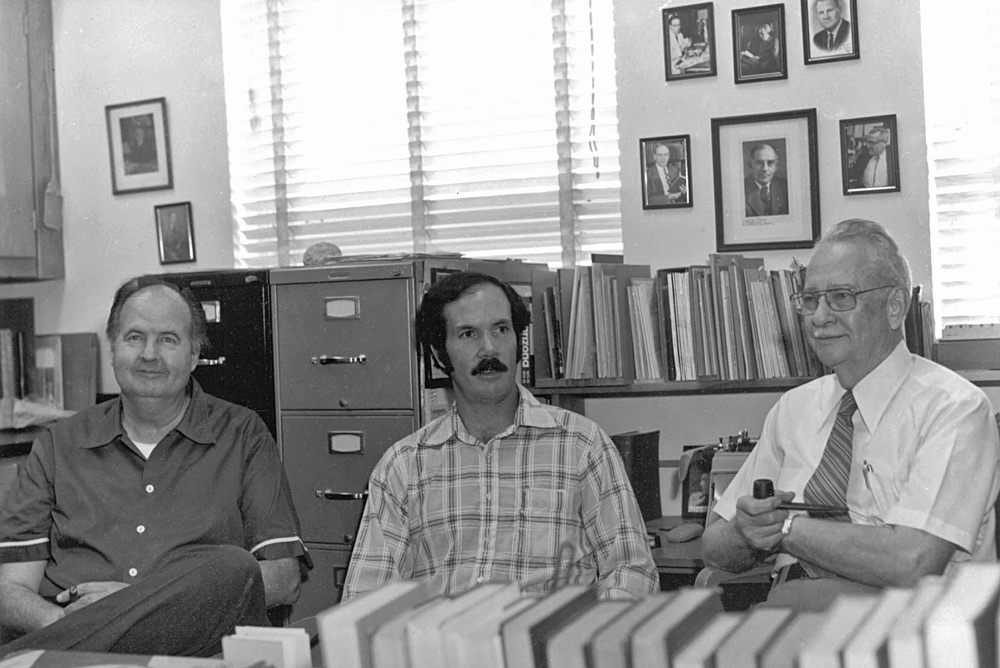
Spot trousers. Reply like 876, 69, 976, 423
0, 544, 269, 658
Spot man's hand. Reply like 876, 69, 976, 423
55, 581, 130, 614
731, 489, 795, 553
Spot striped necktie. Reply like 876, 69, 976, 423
795, 390, 856, 579
804, 390, 856, 522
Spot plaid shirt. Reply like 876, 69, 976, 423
342, 386, 657, 601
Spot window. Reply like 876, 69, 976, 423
220, 0, 623, 269
922, 0, 1000, 333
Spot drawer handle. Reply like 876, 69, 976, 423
198, 356, 227, 367
316, 490, 369, 501
311, 354, 367, 365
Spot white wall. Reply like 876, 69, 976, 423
603, 0, 933, 513
615, 0, 931, 292
0, 0, 232, 393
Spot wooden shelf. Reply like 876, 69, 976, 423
532, 369, 1000, 401
532, 377, 815, 398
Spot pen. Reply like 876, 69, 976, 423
863, 460, 874, 492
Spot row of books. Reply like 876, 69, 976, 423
317, 561, 1000, 668
532, 255, 824, 385
533, 256, 935, 386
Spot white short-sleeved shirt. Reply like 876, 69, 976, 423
714, 341, 1000, 570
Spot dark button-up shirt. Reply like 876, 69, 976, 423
0, 381, 310, 598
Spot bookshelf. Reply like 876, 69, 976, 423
530, 257, 822, 412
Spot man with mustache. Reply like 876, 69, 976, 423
701, 219, 1000, 611
343, 271, 657, 600
0, 277, 310, 656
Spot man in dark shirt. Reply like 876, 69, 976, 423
0, 277, 310, 657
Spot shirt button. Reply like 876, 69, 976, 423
485, 493, 492, 500
145, 484, 154, 494
128, 568, 138, 577
477, 576, 484, 583
136, 525, 145, 534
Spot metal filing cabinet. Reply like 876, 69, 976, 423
156, 269, 276, 438
271, 258, 543, 619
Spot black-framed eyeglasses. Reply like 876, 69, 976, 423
790, 285, 895, 315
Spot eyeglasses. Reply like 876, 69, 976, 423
790, 285, 895, 315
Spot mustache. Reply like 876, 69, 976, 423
472, 357, 508, 375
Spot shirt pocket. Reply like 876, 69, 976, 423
516, 487, 570, 559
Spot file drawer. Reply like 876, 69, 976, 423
274, 277, 415, 411
282, 413, 416, 545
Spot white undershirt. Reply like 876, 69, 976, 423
132, 440, 158, 459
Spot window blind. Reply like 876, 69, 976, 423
921, 0, 1000, 333
220, 0, 623, 269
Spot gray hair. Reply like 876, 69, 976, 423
818, 218, 912, 298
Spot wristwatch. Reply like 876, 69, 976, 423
781, 513, 798, 537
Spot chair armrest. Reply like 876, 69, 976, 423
694, 563, 774, 588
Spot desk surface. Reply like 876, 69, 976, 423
647, 516, 705, 574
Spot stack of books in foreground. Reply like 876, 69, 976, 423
316, 562, 1000, 668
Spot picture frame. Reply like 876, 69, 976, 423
711, 108, 820, 252
663, 3, 717, 82
105, 97, 173, 195
801, 0, 859, 65
154, 202, 196, 265
839, 114, 900, 195
640, 135, 692, 210
732, 4, 787, 84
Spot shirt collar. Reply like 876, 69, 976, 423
827, 340, 912, 432
81, 378, 216, 449
420, 385, 560, 447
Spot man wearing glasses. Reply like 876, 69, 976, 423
702, 218, 999, 610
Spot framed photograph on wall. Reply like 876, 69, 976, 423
801, 0, 859, 65
663, 3, 717, 82
839, 114, 899, 195
732, 4, 787, 84
154, 202, 195, 265
105, 97, 173, 195
640, 135, 692, 210
711, 108, 820, 252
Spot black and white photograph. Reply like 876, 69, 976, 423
105, 97, 173, 195
640, 135, 692, 209
663, 3, 717, 82
732, 4, 787, 84
711, 108, 820, 251
154, 202, 195, 264
801, 0, 859, 64
840, 114, 900, 195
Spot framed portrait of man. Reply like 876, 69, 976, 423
801, 0, 859, 65
154, 202, 196, 264
711, 109, 820, 252
640, 135, 693, 210
105, 98, 173, 195
663, 3, 717, 82
731, 4, 787, 84
840, 115, 900, 195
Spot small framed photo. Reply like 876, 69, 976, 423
640, 135, 692, 210
801, 0, 859, 64
732, 4, 787, 84
154, 202, 196, 264
839, 115, 899, 195
711, 108, 820, 252
663, 3, 717, 82
105, 97, 173, 195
